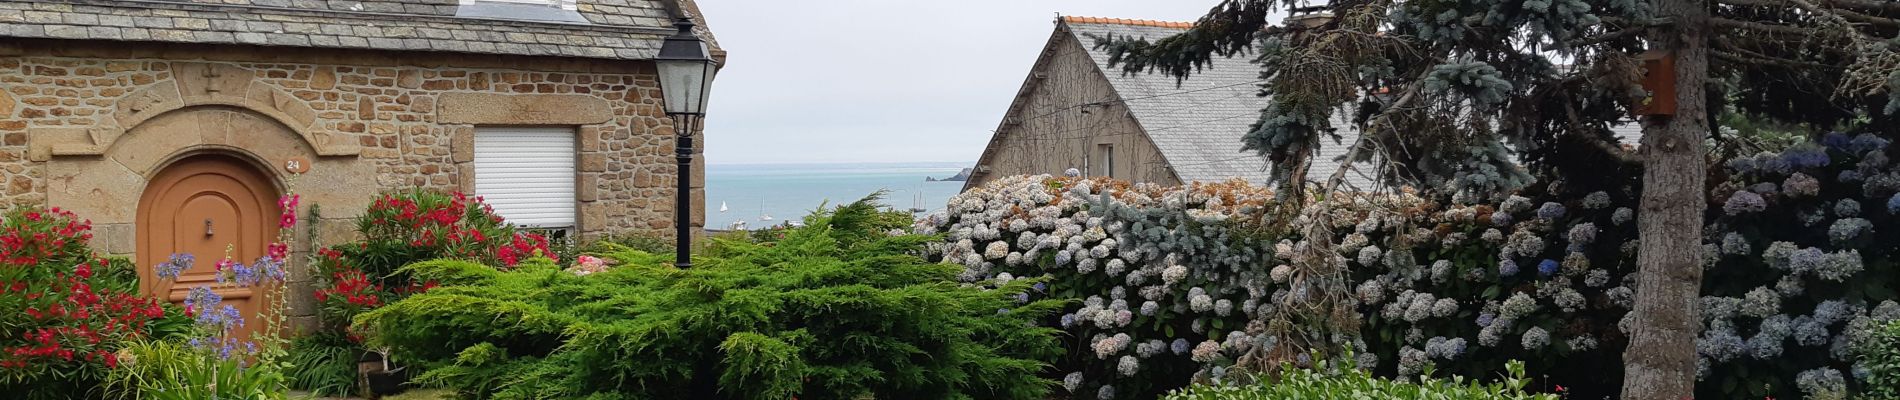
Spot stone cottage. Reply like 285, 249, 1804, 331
0, 0, 721, 329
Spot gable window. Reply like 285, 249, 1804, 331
460, 0, 578, 10
473, 126, 577, 231
1097, 144, 1115, 179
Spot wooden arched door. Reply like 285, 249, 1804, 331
137, 154, 279, 340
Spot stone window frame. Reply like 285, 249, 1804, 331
442, 93, 614, 239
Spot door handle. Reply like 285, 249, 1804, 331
204, 218, 214, 236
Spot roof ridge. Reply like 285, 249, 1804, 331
1060, 16, 1193, 29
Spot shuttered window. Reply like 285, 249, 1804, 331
473, 127, 576, 228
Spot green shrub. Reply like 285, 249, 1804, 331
1164, 356, 1555, 400
1861, 320, 1900, 398
285, 333, 360, 397
101, 340, 284, 400
585, 233, 674, 255
356, 195, 1065, 399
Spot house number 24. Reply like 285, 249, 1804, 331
285, 157, 311, 174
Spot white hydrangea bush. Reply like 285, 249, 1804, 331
918, 176, 1279, 399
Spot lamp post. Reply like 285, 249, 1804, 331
655, 16, 715, 268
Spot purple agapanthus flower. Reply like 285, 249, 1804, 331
156, 253, 195, 280
183, 286, 221, 312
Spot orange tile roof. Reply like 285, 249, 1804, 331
1061, 16, 1193, 29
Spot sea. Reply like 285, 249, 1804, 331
704, 162, 970, 230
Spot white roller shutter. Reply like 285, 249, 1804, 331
474, 127, 576, 228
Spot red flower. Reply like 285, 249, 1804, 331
268, 242, 289, 260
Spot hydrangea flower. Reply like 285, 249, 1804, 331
1815, 250, 1863, 281
1500, 293, 1538, 320
1719, 232, 1751, 256
1092, 334, 1130, 359
1793, 316, 1830, 346
1567, 335, 1599, 351
1269, 264, 1292, 283
1582, 191, 1612, 209
1828, 218, 1872, 244
1611, 207, 1634, 225
1116, 355, 1139, 376
1724, 191, 1768, 215
1536, 202, 1567, 220
1741, 287, 1780, 318
1190, 340, 1222, 362
1537, 259, 1559, 277
1836, 199, 1862, 217
1747, 331, 1785, 359
1784, 173, 1822, 197
1698, 321, 1746, 362
1813, 300, 1853, 325
1521, 326, 1550, 349
1795, 368, 1847, 400
1062, 371, 1084, 392
1775, 275, 1805, 297
983, 241, 1009, 260
1498, 259, 1520, 277
1553, 288, 1585, 312
1397, 346, 1431, 376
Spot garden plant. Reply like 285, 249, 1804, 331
353, 196, 1066, 400
0, 208, 183, 399
291, 189, 554, 396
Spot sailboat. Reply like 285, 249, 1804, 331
907, 192, 927, 214
719, 201, 728, 213
758, 200, 774, 222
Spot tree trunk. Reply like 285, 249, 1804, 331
1621, 0, 1711, 398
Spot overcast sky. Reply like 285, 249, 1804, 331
694, 0, 1223, 165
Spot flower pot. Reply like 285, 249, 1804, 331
356, 350, 410, 398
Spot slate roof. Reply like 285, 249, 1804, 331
1061, 17, 1376, 188
0, 0, 716, 61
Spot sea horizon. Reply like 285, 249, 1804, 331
704, 161, 973, 231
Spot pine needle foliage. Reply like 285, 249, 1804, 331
355, 195, 1066, 400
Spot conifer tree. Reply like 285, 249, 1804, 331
1099, 0, 1900, 397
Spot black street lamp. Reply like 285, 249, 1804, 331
655, 16, 715, 268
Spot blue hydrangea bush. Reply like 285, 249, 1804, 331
929, 133, 1900, 399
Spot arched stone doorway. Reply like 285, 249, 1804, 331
135, 153, 279, 340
